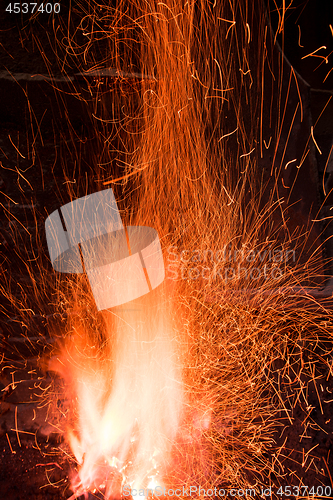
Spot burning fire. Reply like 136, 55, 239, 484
51, 284, 187, 499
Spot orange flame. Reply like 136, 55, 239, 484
52, 283, 187, 498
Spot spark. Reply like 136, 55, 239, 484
263, 137, 272, 149
323, 67, 333, 82
323, 144, 333, 197
301, 46, 328, 63
217, 18, 236, 39
297, 25, 303, 47
284, 159, 297, 170
103, 167, 148, 185
245, 23, 251, 44
14, 166, 34, 191
6, 433, 15, 454
323, 456, 333, 486
310, 126, 322, 155
239, 148, 255, 158
36, 462, 63, 469
218, 127, 238, 142
14, 406, 21, 447
8, 134, 26, 159
0, 191, 18, 204
222, 185, 235, 205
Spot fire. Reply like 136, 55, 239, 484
51, 283, 187, 498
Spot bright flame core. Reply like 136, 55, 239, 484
53, 284, 186, 498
